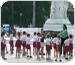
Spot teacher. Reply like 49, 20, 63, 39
60, 24, 68, 56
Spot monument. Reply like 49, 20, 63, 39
44, 1, 73, 34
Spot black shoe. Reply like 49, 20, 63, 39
30, 56, 32, 58
39, 53, 41, 55
55, 59, 57, 62
43, 53, 45, 55
65, 58, 68, 60
3, 57, 7, 60
23, 53, 26, 56
6, 51, 8, 54
27, 55, 29, 58
59, 59, 62, 62
25, 52, 26, 54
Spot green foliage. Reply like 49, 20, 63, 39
1, 1, 51, 27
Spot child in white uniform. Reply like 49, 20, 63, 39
26, 34, 33, 58
64, 36, 70, 59
55, 35, 62, 62
33, 32, 37, 55
20, 31, 27, 56
52, 34, 58, 57
46, 35, 52, 60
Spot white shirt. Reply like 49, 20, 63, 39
26, 37, 32, 44
37, 36, 42, 42
69, 38, 73, 44
56, 39, 61, 45
10, 34, 13, 40
1, 36, 6, 44
52, 37, 58, 44
33, 35, 37, 42
20, 35, 27, 41
46, 38, 51, 45
64, 39, 70, 46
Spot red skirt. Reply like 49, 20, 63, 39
56, 45, 61, 52
33, 42, 36, 47
9, 40, 14, 46
46, 45, 50, 51
26, 44, 31, 49
64, 46, 69, 52
69, 43, 73, 50
54, 43, 56, 49
1, 42, 6, 50
22, 41, 26, 47
15, 40, 22, 48
36, 42, 41, 49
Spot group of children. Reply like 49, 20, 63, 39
1, 31, 73, 62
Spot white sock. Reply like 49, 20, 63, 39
59, 56, 61, 60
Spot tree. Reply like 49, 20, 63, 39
1, 1, 51, 27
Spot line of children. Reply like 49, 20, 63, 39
2, 31, 73, 61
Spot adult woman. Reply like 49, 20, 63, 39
60, 24, 68, 56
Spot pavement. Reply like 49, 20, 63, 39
1, 37, 74, 63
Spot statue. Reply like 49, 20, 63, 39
50, 1, 55, 19
59, 1, 65, 19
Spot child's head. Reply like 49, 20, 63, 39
27, 34, 30, 37
54, 33, 57, 37
66, 36, 69, 39
69, 34, 73, 38
47, 35, 50, 38
23, 31, 26, 35
37, 32, 40, 36
10, 30, 13, 34
1, 32, 5, 37
57, 34, 61, 39
34, 32, 36, 35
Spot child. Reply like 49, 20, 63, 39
64, 36, 70, 59
1, 32, 7, 60
26, 34, 32, 58
55, 35, 62, 62
15, 32, 22, 57
20, 31, 27, 56
46, 35, 52, 60
9, 30, 14, 54
69, 35, 73, 59
33, 32, 37, 55
52, 34, 58, 57
36, 32, 42, 59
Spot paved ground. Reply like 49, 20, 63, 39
3, 43, 74, 63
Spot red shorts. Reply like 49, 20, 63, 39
22, 41, 26, 47
64, 46, 69, 52
9, 40, 14, 46
36, 42, 41, 49
1, 42, 6, 50
56, 45, 61, 52
69, 43, 73, 50
15, 40, 22, 48
33, 42, 36, 47
54, 44, 56, 49
46, 45, 50, 51
26, 44, 31, 49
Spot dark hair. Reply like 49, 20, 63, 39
1, 32, 5, 37
18, 32, 20, 39
69, 34, 73, 38
47, 35, 50, 38
58, 35, 60, 38
34, 32, 36, 35
10, 30, 13, 34
41, 28, 43, 31
63, 24, 67, 29
27, 34, 30, 37
54, 34, 57, 37
23, 31, 26, 34
66, 36, 69, 39
37, 32, 40, 36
